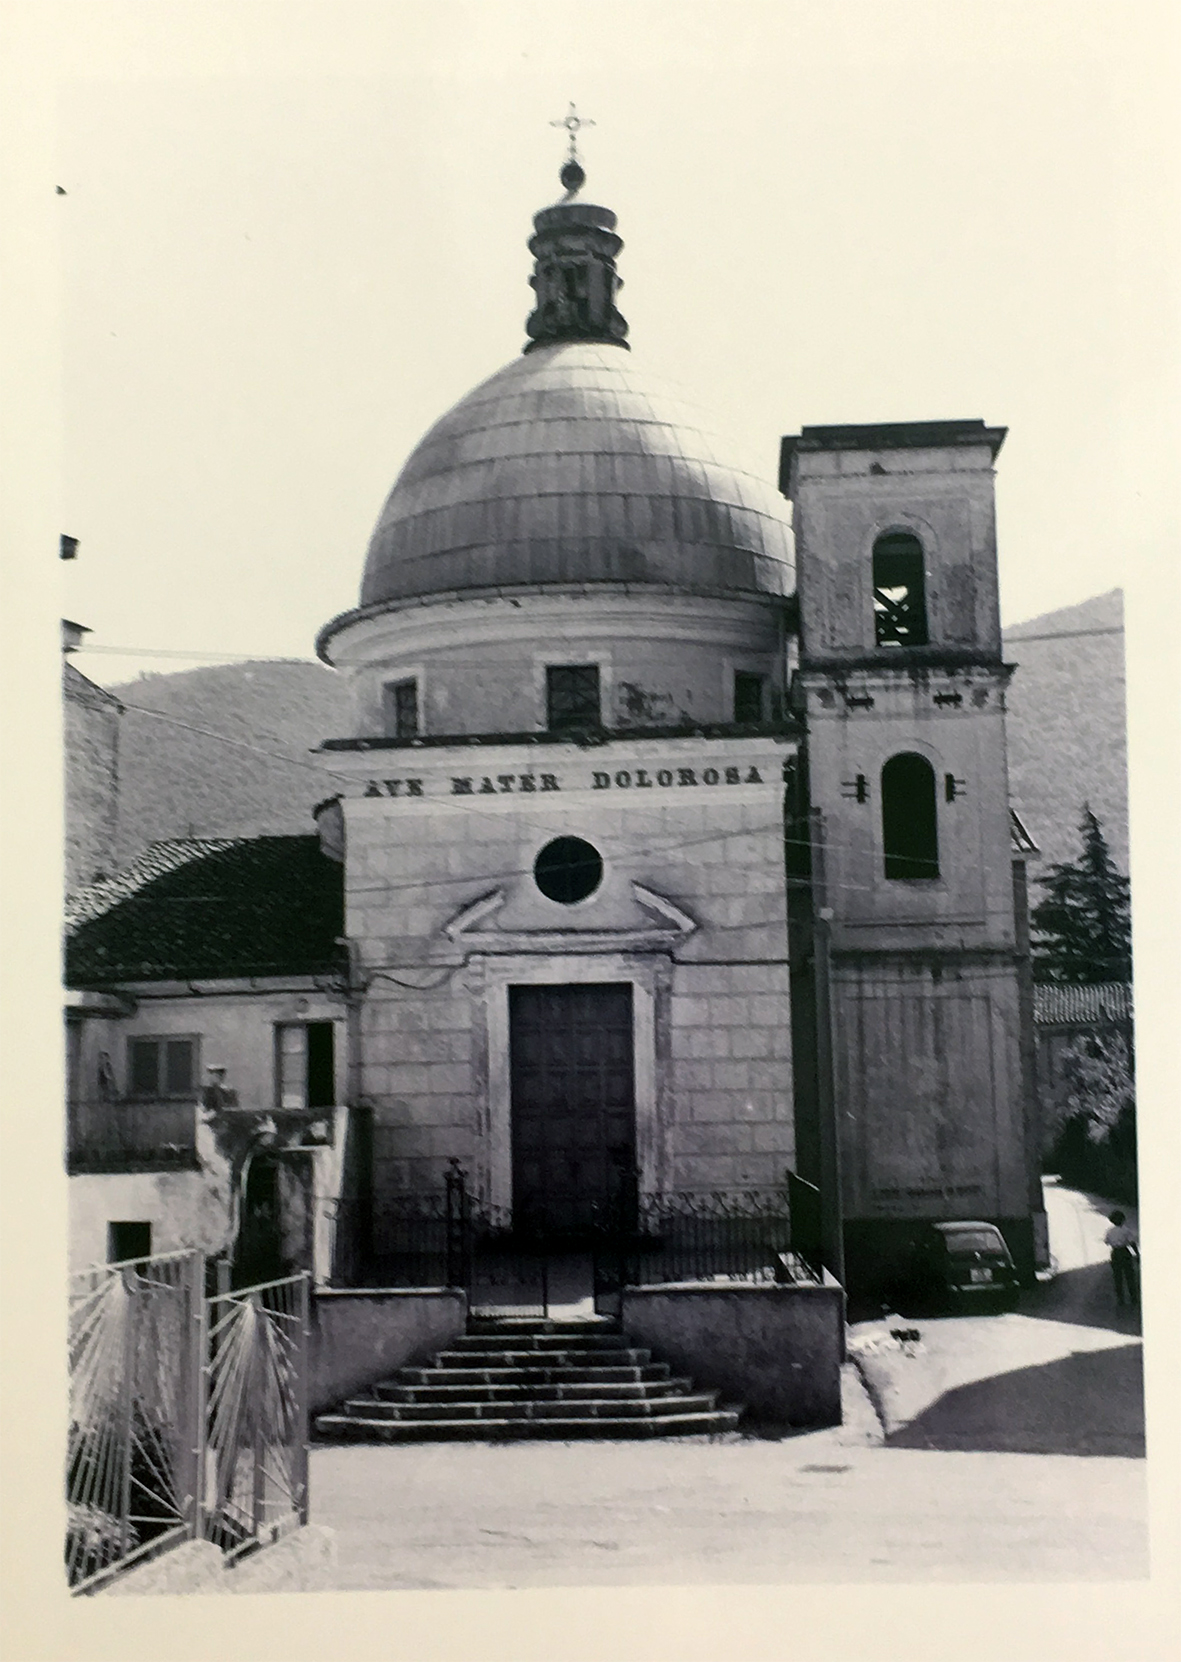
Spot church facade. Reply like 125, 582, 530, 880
311, 156, 1046, 1288
65, 154, 1047, 1296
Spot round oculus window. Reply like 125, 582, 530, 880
533, 836, 603, 905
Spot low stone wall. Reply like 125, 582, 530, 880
621, 1278, 845, 1428
310, 1287, 467, 1413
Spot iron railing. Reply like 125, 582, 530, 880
66, 1250, 204, 1593
67, 1098, 198, 1173
66, 1250, 310, 1593
326, 1164, 822, 1310
327, 1163, 469, 1289
203, 1273, 310, 1558
604, 1188, 820, 1289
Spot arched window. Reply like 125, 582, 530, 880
881, 753, 939, 879
873, 532, 928, 646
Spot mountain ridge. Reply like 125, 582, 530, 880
86, 590, 1127, 882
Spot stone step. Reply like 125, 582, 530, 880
398, 1362, 672, 1387
372, 1376, 696, 1404
449, 1332, 631, 1353
313, 1408, 742, 1443
339, 1392, 721, 1423
466, 1317, 619, 1335
433, 1347, 653, 1369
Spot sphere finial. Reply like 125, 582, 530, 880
550, 102, 594, 195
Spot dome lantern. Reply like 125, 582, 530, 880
524, 105, 628, 353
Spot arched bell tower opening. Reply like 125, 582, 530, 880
872, 531, 928, 647
881, 752, 939, 880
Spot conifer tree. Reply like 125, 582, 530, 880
1031, 805, 1132, 983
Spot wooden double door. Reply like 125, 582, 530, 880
509, 983, 636, 1237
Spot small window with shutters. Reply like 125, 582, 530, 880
127, 1037, 196, 1099
382, 678, 420, 738
275, 1022, 336, 1110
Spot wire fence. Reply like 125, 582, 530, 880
66, 1250, 309, 1594
204, 1274, 310, 1557
67, 1251, 204, 1593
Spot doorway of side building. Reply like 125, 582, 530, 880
234, 1151, 317, 1288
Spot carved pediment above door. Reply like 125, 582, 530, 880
442, 882, 698, 954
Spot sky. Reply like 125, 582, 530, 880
25, 0, 1175, 686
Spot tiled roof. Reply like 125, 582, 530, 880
1032, 982, 1133, 1027
65, 838, 243, 928
63, 658, 125, 714
66, 836, 345, 986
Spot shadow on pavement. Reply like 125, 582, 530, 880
886, 1343, 1145, 1457
1019, 1262, 1142, 1336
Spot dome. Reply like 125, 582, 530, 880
355, 341, 794, 613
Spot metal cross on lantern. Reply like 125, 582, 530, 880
551, 102, 595, 162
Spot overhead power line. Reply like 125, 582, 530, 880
77, 622, 1125, 664
1003, 626, 1123, 644
77, 644, 318, 664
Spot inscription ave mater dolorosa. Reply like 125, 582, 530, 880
361, 761, 765, 799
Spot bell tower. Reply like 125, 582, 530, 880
780, 421, 1046, 1293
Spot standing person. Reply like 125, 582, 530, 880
1104, 1210, 1139, 1307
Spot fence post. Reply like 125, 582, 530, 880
294, 1273, 311, 1526
116, 1267, 137, 1557
182, 1251, 208, 1541
250, 1293, 268, 1537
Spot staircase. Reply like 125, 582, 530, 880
314, 1315, 743, 1442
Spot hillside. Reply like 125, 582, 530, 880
1002, 589, 1128, 874
92, 592, 1128, 881
107, 659, 351, 868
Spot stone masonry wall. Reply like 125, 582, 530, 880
340, 734, 796, 1202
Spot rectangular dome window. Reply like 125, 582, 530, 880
546, 664, 601, 731
383, 678, 419, 738
734, 671, 765, 724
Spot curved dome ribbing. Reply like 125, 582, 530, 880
358, 341, 794, 610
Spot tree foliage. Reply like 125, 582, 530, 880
1046, 1031, 1137, 1203
1031, 805, 1132, 984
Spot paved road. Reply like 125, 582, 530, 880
850, 1181, 1144, 1457
310, 1387, 1145, 1588
310, 1184, 1146, 1589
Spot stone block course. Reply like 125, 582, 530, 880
373, 1123, 467, 1159
672, 1059, 715, 1091
677, 1120, 755, 1156
372, 1094, 470, 1129
729, 1027, 775, 1059
673, 1028, 730, 1061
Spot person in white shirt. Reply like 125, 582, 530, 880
1103, 1210, 1139, 1307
